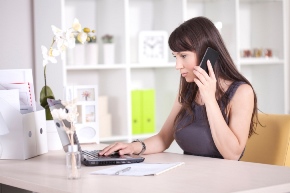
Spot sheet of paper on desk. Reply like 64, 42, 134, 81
90, 162, 184, 176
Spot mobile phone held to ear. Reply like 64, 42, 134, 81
199, 47, 219, 74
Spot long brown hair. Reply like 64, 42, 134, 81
168, 16, 258, 137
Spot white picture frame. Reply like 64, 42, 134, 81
65, 85, 99, 143
138, 30, 168, 63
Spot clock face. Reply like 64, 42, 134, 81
139, 31, 168, 63
143, 35, 164, 59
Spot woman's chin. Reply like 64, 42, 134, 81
185, 77, 195, 83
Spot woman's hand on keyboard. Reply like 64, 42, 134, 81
99, 142, 136, 156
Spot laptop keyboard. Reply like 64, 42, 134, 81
82, 150, 121, 159
82, 150, 100, 159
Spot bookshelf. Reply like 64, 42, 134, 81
33, 0, 289, 144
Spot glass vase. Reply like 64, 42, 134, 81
66, 145, 81, 179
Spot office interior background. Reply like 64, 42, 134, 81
0, 0, 289, 152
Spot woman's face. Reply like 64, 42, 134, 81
173, 51, 198, 82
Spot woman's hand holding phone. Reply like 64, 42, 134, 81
193, 59, 217, 104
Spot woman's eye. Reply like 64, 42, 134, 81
172, 55, 176, 58
181, 55, 186, 58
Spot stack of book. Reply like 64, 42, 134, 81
98, 96, 112, 138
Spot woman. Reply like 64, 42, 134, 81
99, 16, 258, 160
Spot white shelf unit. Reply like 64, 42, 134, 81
34, 0, 289, 144
237, 0, 288, 114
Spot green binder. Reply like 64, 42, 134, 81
131, 90, 142, 134
141, 89, 155, 133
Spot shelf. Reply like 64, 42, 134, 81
100, 135, 129, 143
239, 58, 284, 65
66, 64, 127, 70
240, 0, 283, 3
130, 62, 175, 69
66, 63, 176, 70
132, 133, 156, 140
99, 133, 156, 143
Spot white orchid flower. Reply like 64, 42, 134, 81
51, 108, 68, 120
72, 18, 82, 32
65, 28, 76, 49
41, 45, 58, 66
51, 25, 76, 51
51, 25, 63, 36
77, 32, 87, 44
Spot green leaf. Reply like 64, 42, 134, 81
40, 86, 55, 120
45, 106, 54, 120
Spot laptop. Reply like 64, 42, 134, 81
47, 99, 145, 166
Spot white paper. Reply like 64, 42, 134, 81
0, 89, 20, 111
0, 82, 35, 112
0, 69, 36, 112
90, 162, 184, 176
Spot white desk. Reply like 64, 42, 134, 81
0, 144, 290, 193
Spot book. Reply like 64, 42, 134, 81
91, 162, 184, 176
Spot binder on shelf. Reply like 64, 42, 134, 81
131, 90, 142, 134
142, 89, 155, 134
131, 89, 155, 135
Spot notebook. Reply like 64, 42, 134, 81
47, 99, 145, 166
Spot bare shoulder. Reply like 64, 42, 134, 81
232, 83, 254, 104
236, 83, 254, 97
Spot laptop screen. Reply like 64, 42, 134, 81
47, 98, 82, 152
47, 98, 145, 166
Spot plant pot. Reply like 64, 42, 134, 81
103, 43, 115, 64
85, 43, 98, 65
74, 44, 85, 65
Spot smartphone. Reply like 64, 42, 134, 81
199, 47, 219, 74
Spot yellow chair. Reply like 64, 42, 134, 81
240, 113, 290, 166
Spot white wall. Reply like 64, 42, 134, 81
0, 0, 290, 113
0, 0, 34, 70
0, 0, 65, 102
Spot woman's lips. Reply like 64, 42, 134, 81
181, 72, 187, 77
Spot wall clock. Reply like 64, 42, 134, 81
138, 31, 168, 63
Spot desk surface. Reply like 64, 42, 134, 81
1, 144, 290, 193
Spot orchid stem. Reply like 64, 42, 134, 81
44, 65, 47, 97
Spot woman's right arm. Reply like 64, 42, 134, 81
99, 96, 181, 156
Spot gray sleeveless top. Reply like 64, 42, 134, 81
174, 81, 245, 159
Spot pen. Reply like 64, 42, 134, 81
115, 167, 131, 175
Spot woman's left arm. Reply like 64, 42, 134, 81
194, 61, 254, 160
206, 84, 254, 160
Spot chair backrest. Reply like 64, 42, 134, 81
240, 113, 290, 166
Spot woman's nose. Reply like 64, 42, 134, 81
175, 60, 183, 70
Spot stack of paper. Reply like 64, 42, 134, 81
0, 69, 36, 113
91, 162, 184, 176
